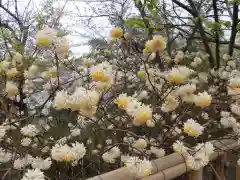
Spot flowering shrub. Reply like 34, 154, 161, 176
0, 25, 240, 180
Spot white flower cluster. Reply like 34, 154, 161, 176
186, 142, 214, 170
176, 83, 196, 103
183, 119, 204, 137
0, 125, 6, 141
5, 81, 18, 98
21, 124, 39, 137
133, 138, 147, 149
21, 137, 32, 147
220, 111, 237, 128
90, 61, 114, 90
231, 103, 240, 116
21, 169, 45, 180
51, 142, 86, 166
14, 154, 34, 170
190, 56, 202, 68
150, 147, 165, 158
53, 87, 100, 117
122, 156, 152, 178
0, 148, 12, 164
167, 66, 194, 84
173, 141, 214, 170
31, 157, 52, 170
102, 147, 121, 163
161, 94, 179, 112
115, 94, 153, 126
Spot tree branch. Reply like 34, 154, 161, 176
228, 2, 238, 56
0, 4, 23, 27
213, 0, 220, 68
187, 0, 215, 67
133, 0, 153, 39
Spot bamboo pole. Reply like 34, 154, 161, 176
236, 165, 240, 180
143, 164, 187, 180
215, 153, 227, 180
144, 141, 240, 180
188, 168, 203, 180
87, 139, 239, 180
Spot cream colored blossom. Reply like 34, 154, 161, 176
183, 119, 204, 137
55, 37, 69, 59
194, 57, 202, 65
231, 103, 240, 116
174, 51, 184, 64
36, 26, 57, 48
21, 169, 45, 180
220, 116, 237, 128
198, 72, 208, 83
102, 147, 121, 164
131, 105, 152, 126
186, 153, 209, 170
150, 147, 165, 158
173, 140, 188, 154
6, 68, 19, 79
6, 81, 18, 97
115, 94, 133, 109
161, 95, 179, 112
25, 65, 39, 79
31, 157, 52, 170
229, 77, 240, 89
133, 138, 147, 149
43, 66, 57, 79
67, 87, 100, 117
53, 90, 69, 110
0, 60, 10, 73
90, 62, 113, 83
194, 91, 212, 108
20, 124, 39, 137
0, 126, 6, 141
167, 66, 193, 84
145, 35, 166, 53
12, 53, 24, 68
124, 156, 152, 178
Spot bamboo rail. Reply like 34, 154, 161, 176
87, 139, 240, 180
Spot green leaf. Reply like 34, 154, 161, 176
57, 31, 68, 37
125, 18, 146, 28
136, 0, 141, 5
237, 23, 240, 31
13, 41, 24, 54
224, 21, 231, 28
147, 2, 154, 11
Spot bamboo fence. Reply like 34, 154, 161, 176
87, 139, 240, 180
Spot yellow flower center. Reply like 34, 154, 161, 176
195, 99, 211, 108
124, 32, 130, 40
169, 74, 185, 84
91, 71, 108, 82
115, 98, 130, 109
230, 83, 240, 89
151, 39, 165, 52
145, 41, 153, 53
6, 69, 19, 79
110, 28, 123, 38
143, 168, 152, 177
36, 37, 51, 48
62, 154, 73, 162
138, 71, 146, 78
184, 126, 199, 137
136, 111, 150, 124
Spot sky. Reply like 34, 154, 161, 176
51, 0, 113, 56
2, 0, 112, 56
3, 0, 237, 56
